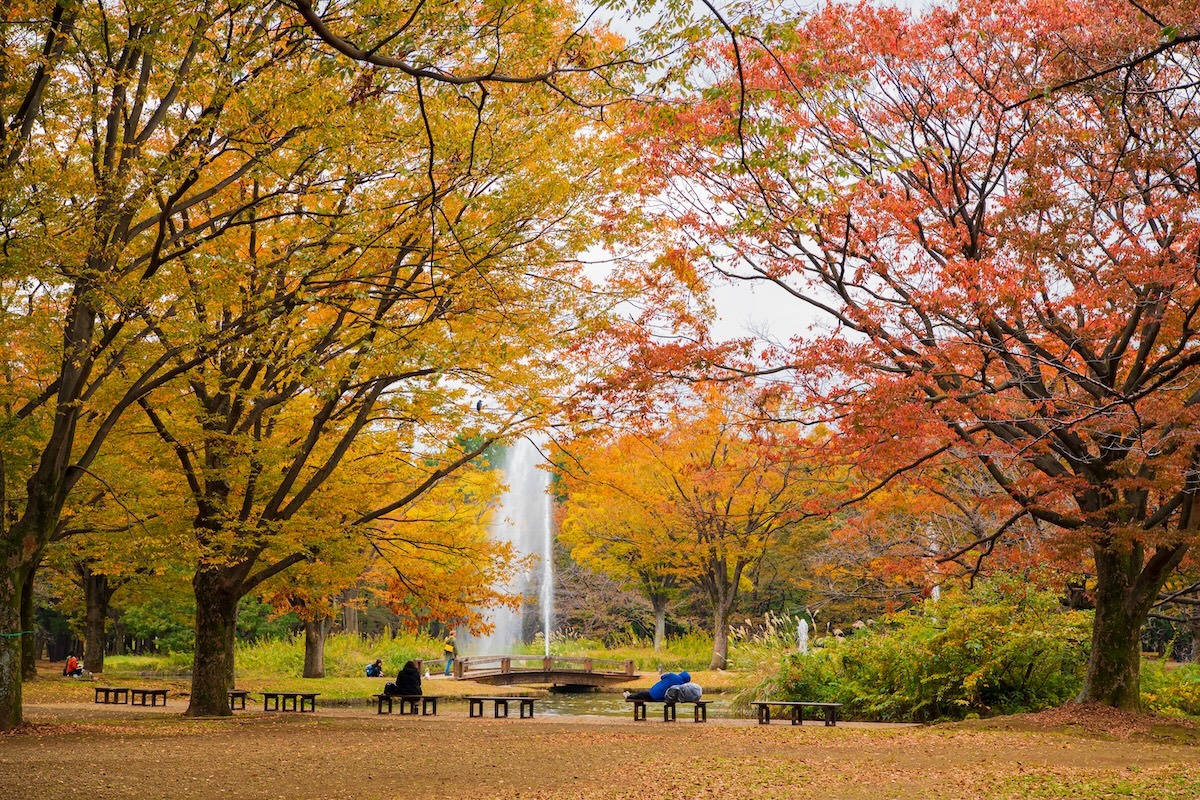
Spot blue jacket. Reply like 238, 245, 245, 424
648, 671, 690, 701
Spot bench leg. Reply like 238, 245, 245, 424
792, 707, 803, 726
495, 700, 508, 718
825, 707, 837, 727
520, 700, 533, 719
694, 704, 706, 723
422, 697, 436, 716
632, 701, 646, 721
469, 699, 483, 718
663, 702, 676, 722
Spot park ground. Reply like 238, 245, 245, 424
4, 668, 1200, 800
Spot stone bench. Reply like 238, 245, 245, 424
130, 688, 168, 707
94, 686, 130, 704
262, 691, 319, 712
627, 698, 710, 723
750, 700, 842, 726
372, 694, 439, 716
466, 695, 536, 719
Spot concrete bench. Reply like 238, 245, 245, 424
751, 700, 842, 726
130, 688, 168, 707
228, 690, 250, 710
466, 695, 536, 719
262, 691, 319, 712
372, 694, 438, 715
627, 698, 710, 723
94, 686, 130, 704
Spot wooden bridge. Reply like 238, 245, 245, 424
452, 655, 639, 687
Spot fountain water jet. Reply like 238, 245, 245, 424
463, 438, 554, 657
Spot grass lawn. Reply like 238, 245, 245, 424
7, 672, 1200, 800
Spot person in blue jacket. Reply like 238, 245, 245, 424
624, 671, 690, 701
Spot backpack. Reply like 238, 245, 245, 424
664, 682, 702, 703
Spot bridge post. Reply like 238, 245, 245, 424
542, 657, 552, 672
453, 659, 463, 679
501, 658, 510, 674
624, 660, 635, 676
584, 659, 593, 671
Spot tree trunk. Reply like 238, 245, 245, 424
1188, 613, 1200, 664
1077, 548, 1148, 710
710, 603, 731, 670
0, 566, 26, 730
649, 593, 668, 652
20, 559, 40, 681
186, 570, 239, 717
342, 604, 358, 637
303, 617, 329, 679
82, 570, 112, 674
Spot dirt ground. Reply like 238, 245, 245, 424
3, 699, 1199, 800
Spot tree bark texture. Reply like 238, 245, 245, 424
1077, 545, 1173, 711
303, 617, 329, 679
82, 570, 113, 674
20, 561, 39, 680
0, 564, 28, 730
186, 570, 239, 717
650, 593, 668, 652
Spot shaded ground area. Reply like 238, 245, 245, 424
4, 702, 1199, 799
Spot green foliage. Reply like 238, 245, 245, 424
119, 597, 196, 654
102, 652, 193, 676
236, 597, 301, 643
233, 632, 444, 679
748, 582, 1092, 722
1140, 661, 1200, 717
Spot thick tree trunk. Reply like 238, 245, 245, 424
1077, 548, 1149, 710
303, 617, 329, 679
649, 593, 668, 652
0, 567, 25, 730
20, 560, 40, 680
186, 570, 239, 717
82, 571, 112, 674
1188, 614, 1200, 664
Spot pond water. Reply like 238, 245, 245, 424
535, 693, 742, 720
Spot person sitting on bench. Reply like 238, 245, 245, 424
624, 671, 690, 702
385, 660, 422, 696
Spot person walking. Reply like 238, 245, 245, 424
442, 630, 457, 677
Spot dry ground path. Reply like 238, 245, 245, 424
3, 701, 1198, 799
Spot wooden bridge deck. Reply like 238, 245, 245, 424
453, 655, 639, 687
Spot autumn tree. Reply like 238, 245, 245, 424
558, 441, 681, 650
0, 0, 382, 728
561, 385, 820, 668
638, 0, 1200, 709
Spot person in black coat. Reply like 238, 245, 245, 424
386, 660, 422, 696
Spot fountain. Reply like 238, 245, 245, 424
463, 438, 554, 657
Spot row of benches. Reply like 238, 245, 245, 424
96, 687, 842, 725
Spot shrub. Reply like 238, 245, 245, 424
1141, 660, 1200, 717
748, 581, 1092, 722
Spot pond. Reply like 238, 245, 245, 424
535, 692, 741, 719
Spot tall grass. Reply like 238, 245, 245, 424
234, 631, 443, 678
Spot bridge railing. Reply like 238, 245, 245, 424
452, 654, 636, 679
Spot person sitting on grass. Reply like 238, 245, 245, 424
63, 655, 83, 678
365, 659, 384, 678
624, 671, 691, 702
384, 660, 423, 697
